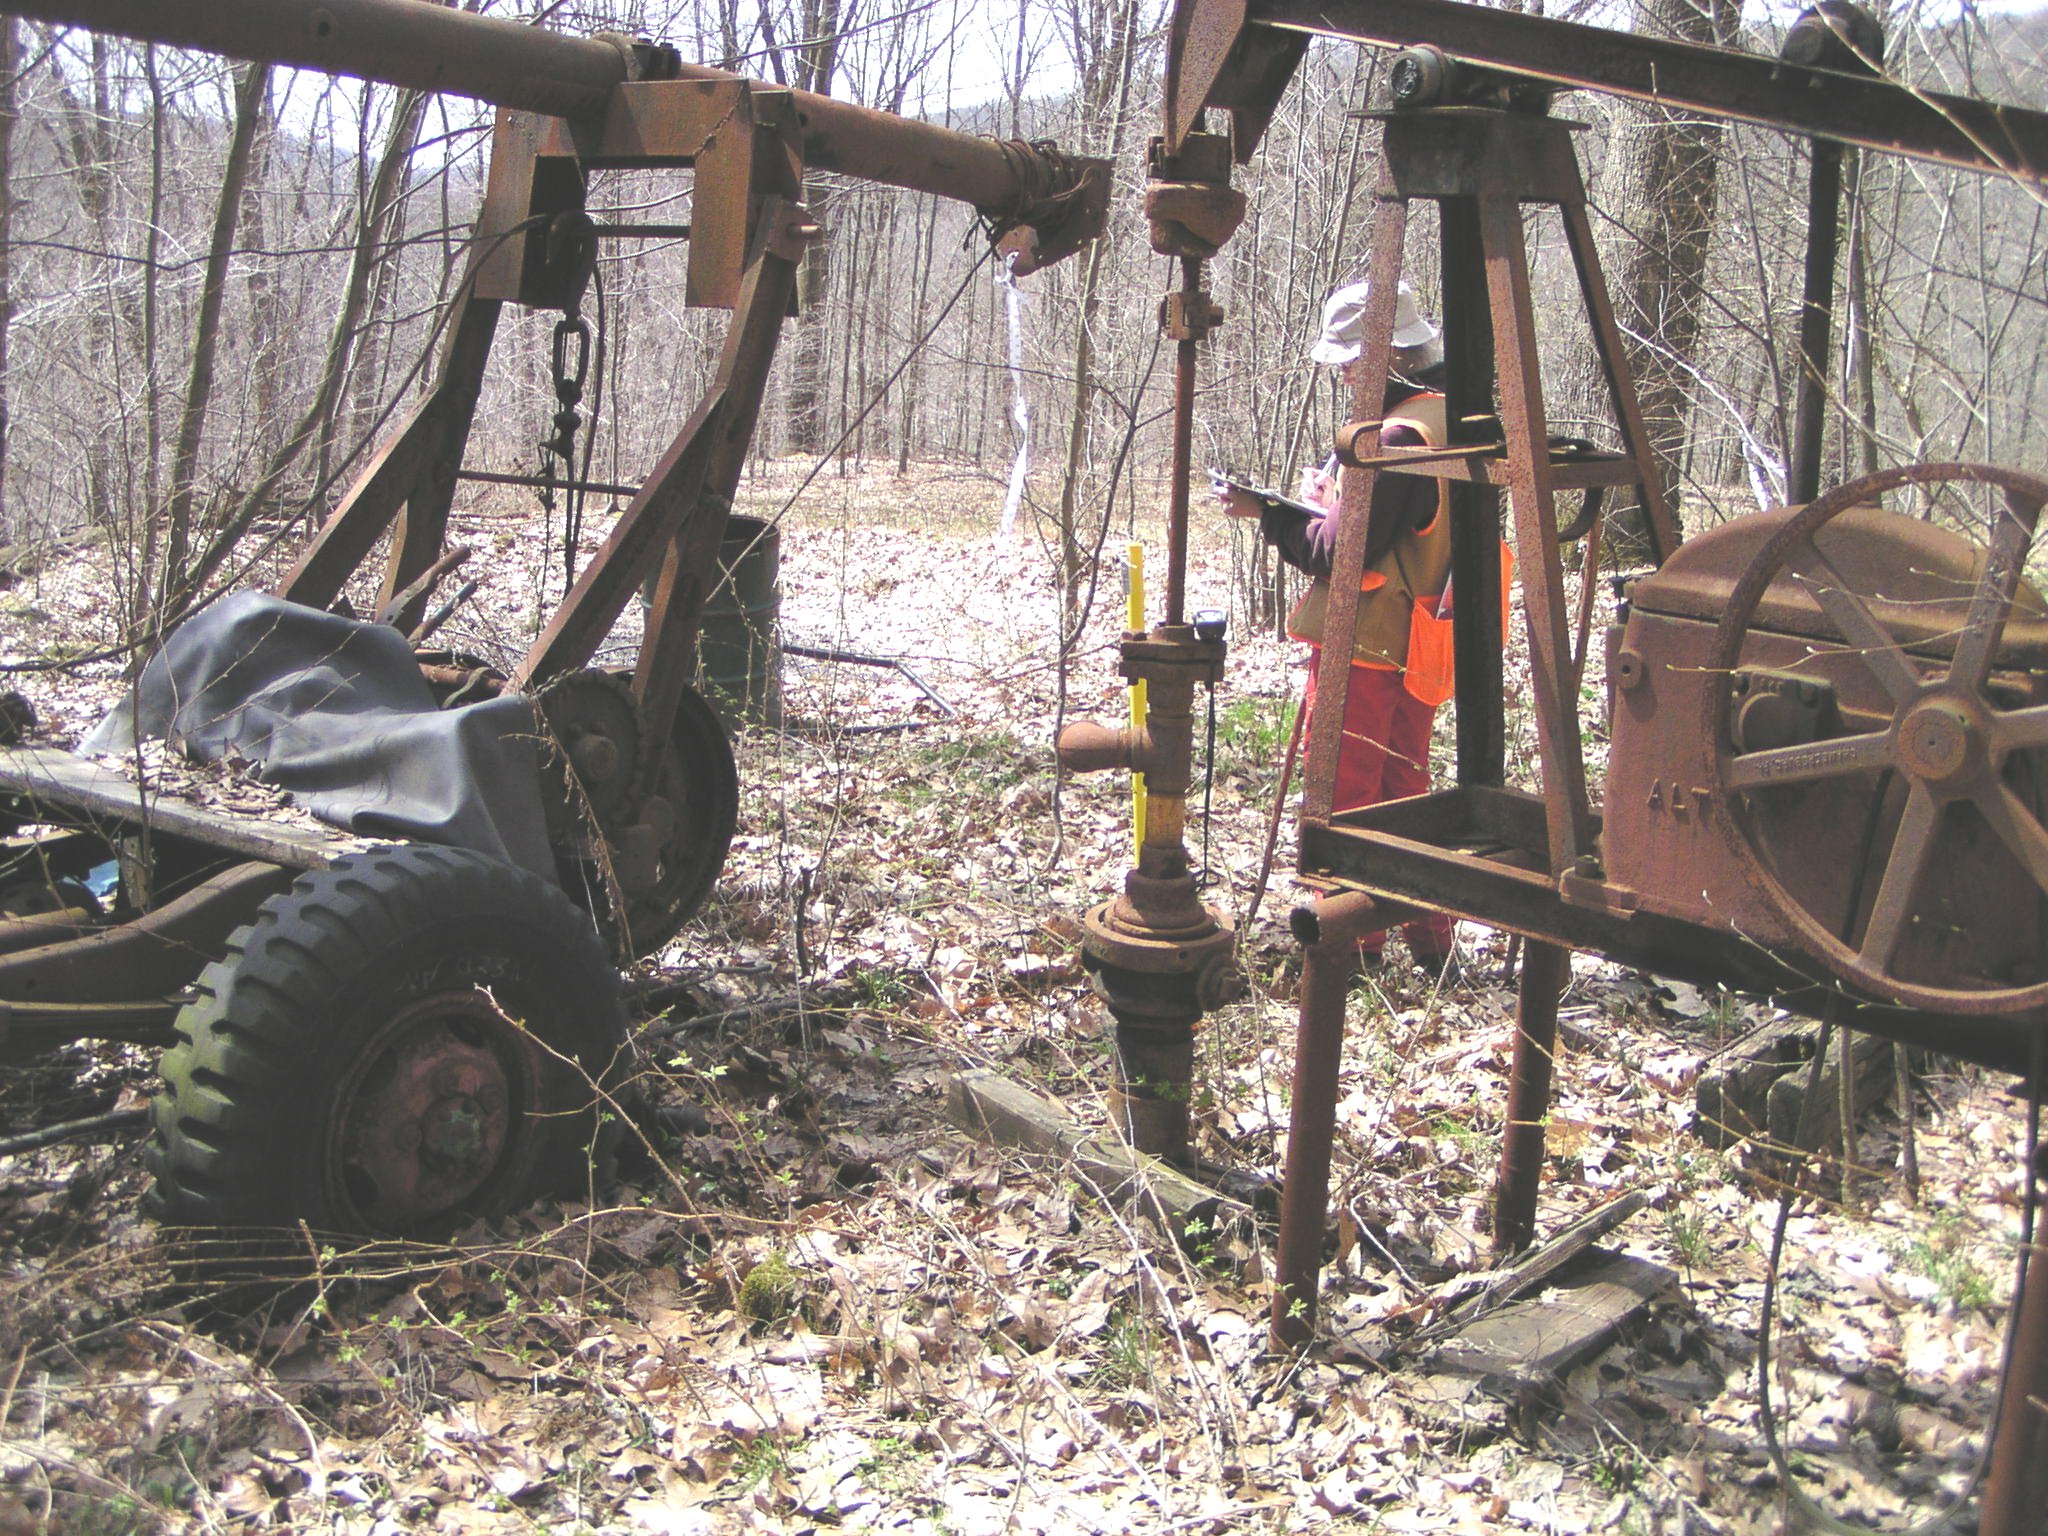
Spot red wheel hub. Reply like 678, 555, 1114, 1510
334, 995, 534, 1229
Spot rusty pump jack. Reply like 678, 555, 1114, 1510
1154, 0, 2048, 1528
7, 0, 1109, 965
0, 0, 1106, 1237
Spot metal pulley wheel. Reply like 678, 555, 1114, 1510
614, 683, 738, 958
1706, 461, 2048, 1014
535, 669, 737, 959
536, 667, 642, 839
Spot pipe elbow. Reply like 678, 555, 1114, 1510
1056, 719, 1136, 774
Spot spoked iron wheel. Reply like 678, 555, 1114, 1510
1706, 461, 2048, 1014
147, 844, 627, 1245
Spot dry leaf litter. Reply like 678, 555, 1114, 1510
0, 461, 2032, 1535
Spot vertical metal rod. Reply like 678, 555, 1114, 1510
1475, 155, 1591, 872
1789, 138, 1844, 506
1164, 255, 1202, 628
1492, 939, 1568, 1255
1272, 890, 1379, 1348
1981, 1148, 2048, 1535
1300, 204, 1407, 826
1440, 194, 1506, 790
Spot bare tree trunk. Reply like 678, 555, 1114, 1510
0, 16, 20, 537
169, 84, 425, 622
239, 71, 282, 467
1053, 0, 1139, 620
132, 44, 164, 625
39, 25, 123, 526
153, 62, 270, 622
781, 0, 840, 452
895, 195, 938, 476
1606, 0, 1738, 541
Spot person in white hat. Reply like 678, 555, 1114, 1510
1216, 278, 1461, 974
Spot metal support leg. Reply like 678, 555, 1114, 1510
1982, 1148, 2048, 1535
1493, 940, 1568, 1255
1272, 890, 1378, 1348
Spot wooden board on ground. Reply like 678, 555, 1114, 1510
0, 746, 354, 870
1429, 1251, 1676, 1386
1432, 1190, 1650, 1330
944, 1068, 1256, 1260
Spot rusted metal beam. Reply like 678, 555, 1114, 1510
10, 0, 632, 120
282, 294, 501, 612
1492, 940, 1568, 1255
16, 0, 1108, 264
1170, 0, 2048, 181
1981, 1164, 2048, 1536
1272, 890, 1380, 1348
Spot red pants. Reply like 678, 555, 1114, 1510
1303, 650, 1456, 957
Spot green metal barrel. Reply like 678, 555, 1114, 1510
697, 514, 782, 727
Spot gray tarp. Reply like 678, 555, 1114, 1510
84, 592, 556, 880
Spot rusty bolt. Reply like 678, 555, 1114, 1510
568, 731, 622, 784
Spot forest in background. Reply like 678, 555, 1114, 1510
0, 0, 2041, 648
1, 8, 2045, 1532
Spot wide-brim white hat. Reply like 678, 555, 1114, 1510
1309, 278, 1440, 365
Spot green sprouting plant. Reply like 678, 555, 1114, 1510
57, 1493, 152, 1536
1895, 1210, 1997, 1312
1703, 988, 1744, 1038
899, 732, 1032, 797
1215, 695, 1293, 773
1588, 1444, 1641, 1494
1090, 1311, 1156, 1390
857, 1434, 925, 1495
1428, 1106, 1493, 1157
1665, 1210, 1713, 1271
738, 1250, 802, 1322
733, 1434, 795, 1490
853, 966, 914, 1009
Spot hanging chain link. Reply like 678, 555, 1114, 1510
537, 309, 593, 586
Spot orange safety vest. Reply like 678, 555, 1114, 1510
1284, 394, 1512, 707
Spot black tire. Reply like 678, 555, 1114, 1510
146, 844, 627, 1241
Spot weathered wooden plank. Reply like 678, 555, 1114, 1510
944, 1068, 1255, 1259
1432, 1251, 1676, 1384
1438, 1190, 1650, 1328
1767, 1030, 1893, 1156
0, 747, 350, 869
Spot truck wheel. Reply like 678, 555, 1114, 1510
147, 844, 627, 1241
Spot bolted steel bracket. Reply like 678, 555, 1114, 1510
1159, 289, 1225, 342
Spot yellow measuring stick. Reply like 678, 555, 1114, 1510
1128, 542, 1147, 856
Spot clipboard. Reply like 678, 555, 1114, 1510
1209, 471, 1327, 520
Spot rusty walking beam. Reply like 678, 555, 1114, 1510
13, 0, 1109, 258
1168, 0, 2048, 181
11, 0, 631, 119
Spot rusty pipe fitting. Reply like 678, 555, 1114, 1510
1061, 618, 1230, 1162
1055, 719, 1195, 798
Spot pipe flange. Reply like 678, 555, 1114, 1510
1081, 898, 1235, 975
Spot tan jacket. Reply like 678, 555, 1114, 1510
1285, 393, 1453, 670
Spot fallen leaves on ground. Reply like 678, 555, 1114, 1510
0, 461, 2031, 1534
